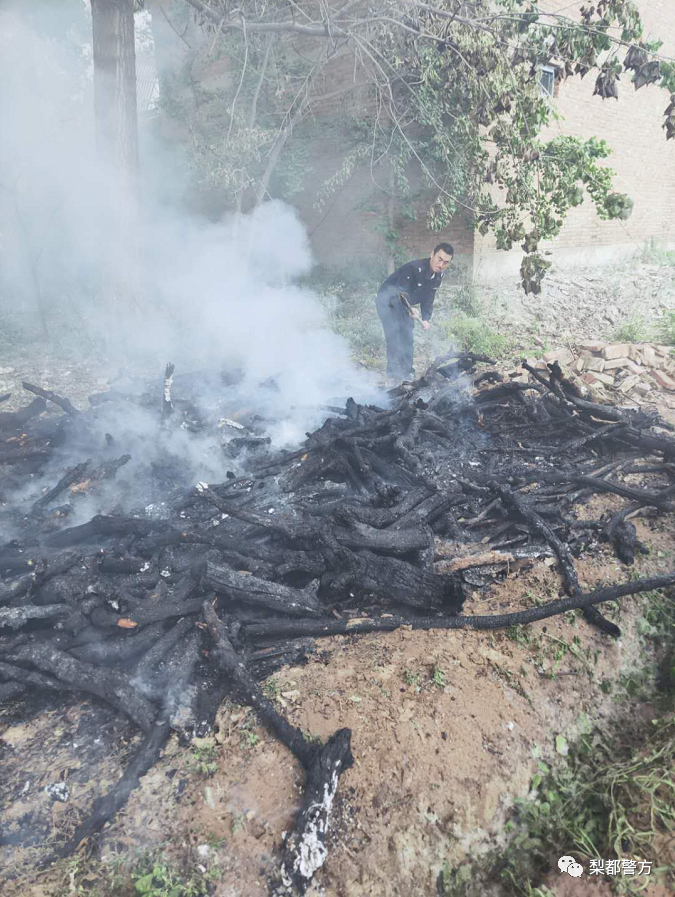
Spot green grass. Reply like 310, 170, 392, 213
131, 853, 220, 896
56, 848, 220, 897
613, 313, 649, 344
657, 311, 675, 347
498, 714, 675, 896
404, 668, 423, 691
432, 664, 448, 689
188, 742, 218, 777
440, 313, 512, 358
639, 238, 675, 267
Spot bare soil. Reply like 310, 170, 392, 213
479, 261, 675, 346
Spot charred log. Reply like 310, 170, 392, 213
5, 643, 156, 731
243, 571, 675, 641
202, 601, 316, 766
204, 561, 323, 617
276, 727, 354, 895
0, 397, 47, 429
491, 482, 620, 637
22, 381, 80, 416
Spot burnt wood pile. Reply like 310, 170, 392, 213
2, 355, 675, 890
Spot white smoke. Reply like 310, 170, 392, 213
0, 0, 376, 445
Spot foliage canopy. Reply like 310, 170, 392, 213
175, 0, 675, 291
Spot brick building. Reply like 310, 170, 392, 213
472, 0, 675, 280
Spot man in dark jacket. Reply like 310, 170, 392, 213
375, 243, 453, 381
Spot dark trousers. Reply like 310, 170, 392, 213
375, 290, 414, 379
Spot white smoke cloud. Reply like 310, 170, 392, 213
0, 0, 376, 442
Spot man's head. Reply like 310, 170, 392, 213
430, 242, 454, 274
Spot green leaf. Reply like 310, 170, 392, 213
134, 873, 156, 894
555, 734, 569, 756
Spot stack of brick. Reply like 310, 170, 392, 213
523, 343, 675, 400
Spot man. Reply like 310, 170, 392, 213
375, 243, 453, 382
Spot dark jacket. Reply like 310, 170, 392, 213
376, 257, 444, 321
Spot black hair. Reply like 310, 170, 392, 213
433, 242, 454, 256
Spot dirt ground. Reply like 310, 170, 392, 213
1, 264, 675, 896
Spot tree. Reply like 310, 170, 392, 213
90, 0, 140, 314
176, 0, 675, 292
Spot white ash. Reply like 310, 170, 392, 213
45, 782, 69, 802
281, 763, 341, 888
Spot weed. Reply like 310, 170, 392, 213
639, 238, 675, 267
239, 717, 261, 749
507, 624, 532, 646
450, 278, 483, 317
613, 313, 649, 343
492, 661, 533, 706
231, 814, 247, 834
189, 742, 218, 778
317, 283, 384, 366
441, 314, 512, 358
499, 714, 675, 896
438, 861, 478, 896
204, 832, 226, 850
58, 855, 112, 897
263, 677, 281, 701
404, 668, 423, 691
431, 664, 448, 689
540, 633, 595, 680
131, 852, 218, 896
523, 589, 544, 608
657, 310, 675, 347
617, 666, 654, 701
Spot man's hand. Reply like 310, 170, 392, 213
421, 319, 431, 331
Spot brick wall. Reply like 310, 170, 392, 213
291, 138, 474, 279
473, 0, 675, 280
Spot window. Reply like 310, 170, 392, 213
540, 65, 555, 98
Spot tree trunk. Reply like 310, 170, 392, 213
386, 160, 397, 276
90, 0, 140, 320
